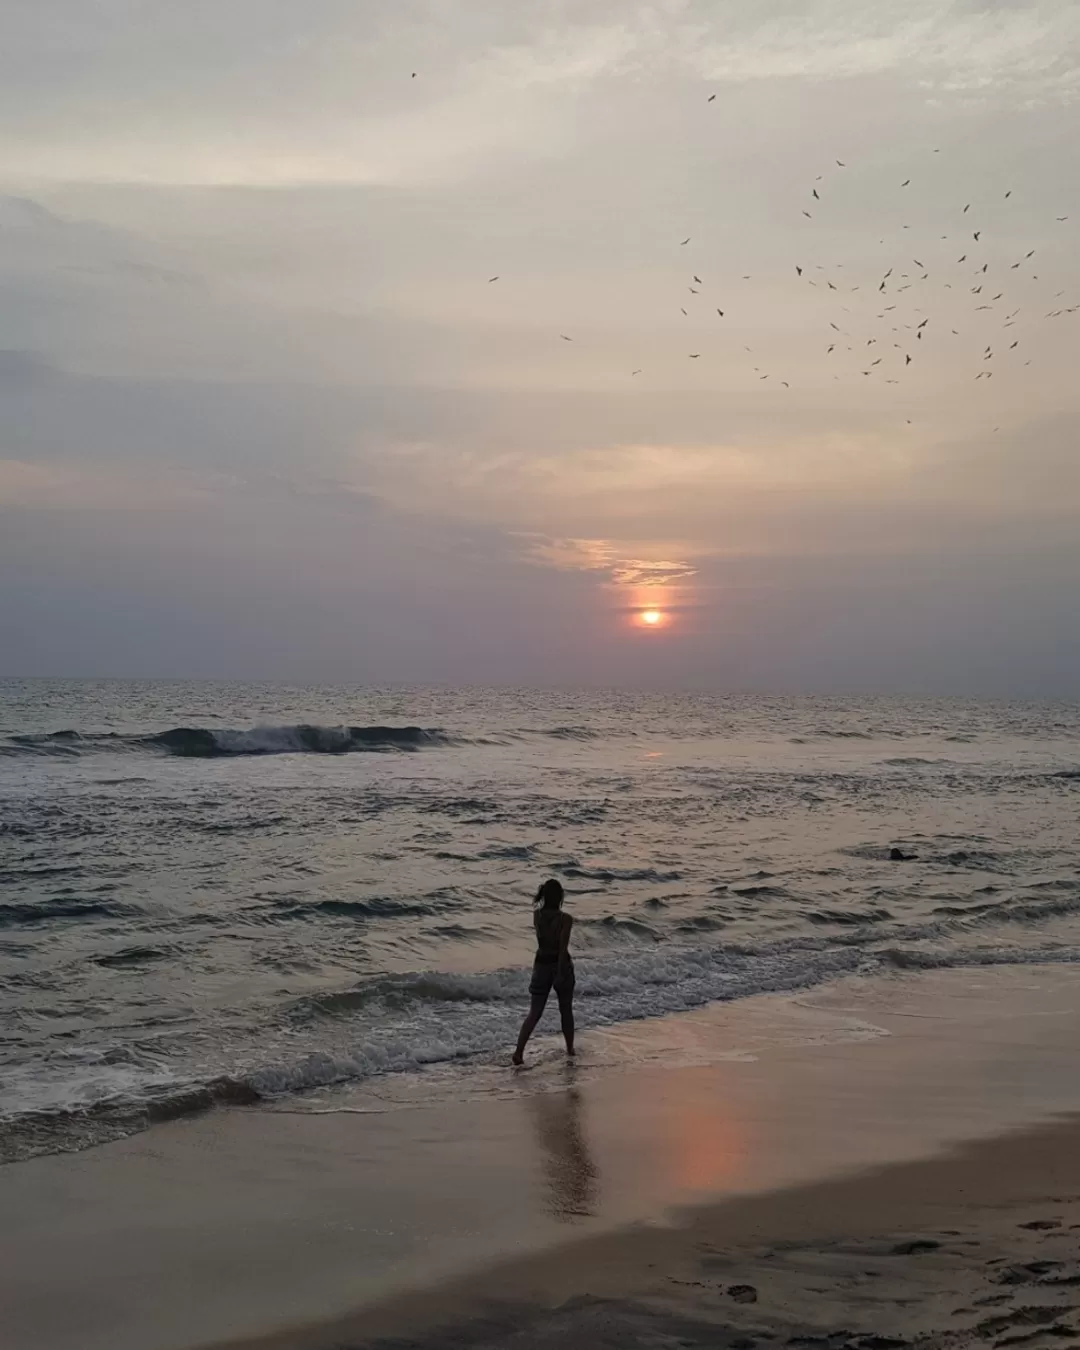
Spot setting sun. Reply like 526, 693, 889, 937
641, 609, 663, 626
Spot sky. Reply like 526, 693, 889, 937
1, 0, 1078, 694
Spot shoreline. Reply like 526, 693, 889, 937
5, 962, 1080, 1350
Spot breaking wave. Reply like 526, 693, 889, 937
2, 723, 455, 759
7, 928, 1080, 1164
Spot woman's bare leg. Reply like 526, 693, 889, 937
556, 987, 575, 1055
513, 993, 549, 1064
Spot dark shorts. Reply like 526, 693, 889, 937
529, 958, 575, 998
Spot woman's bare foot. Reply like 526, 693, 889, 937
511, 1051, 524, 1066
566, 1045, 576, 1057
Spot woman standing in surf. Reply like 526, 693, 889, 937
513, 879, 575, 1065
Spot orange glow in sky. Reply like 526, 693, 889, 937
641, 609, 662, 625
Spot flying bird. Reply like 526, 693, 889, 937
631, 369, 642, 375
681, 237, 691, 245
802, 211, 812, 218
560, 334, 573, 341
781, 381, 790, 387
1057, 216, 1069, 221
487, 276, 499, 282
974, 231, 981, 241
836, 159, 846, 166
681, 307, 688, 315
957, 255, 967, 263
716, 308, 725, 317
689, 287, 699, 293
963, 204, 971, 213
693, 275, 702, 283
689, 353, 700, 358
796, 265, 803, 275
1005, 190, 1011, 198
901, 179, 910, 187
707, 94, 716, 102
812, 188, 820, 199
905, 354, 913, 365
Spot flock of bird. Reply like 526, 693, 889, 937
481, 135, 1077, 427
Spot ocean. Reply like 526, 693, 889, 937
2, 678, 1079, 1163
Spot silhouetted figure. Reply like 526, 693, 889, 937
513, 879, 575, 1065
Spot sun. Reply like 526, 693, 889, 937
640, 609, 663, 626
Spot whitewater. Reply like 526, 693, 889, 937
2, 678, 1079, 1162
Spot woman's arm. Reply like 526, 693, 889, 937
558, 913, 573, 959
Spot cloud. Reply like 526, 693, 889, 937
520, 533, 698, 586
0, 3, 1075, 188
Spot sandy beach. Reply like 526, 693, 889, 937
4, 963, 1080, 1350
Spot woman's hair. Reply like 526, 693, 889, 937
534, 878, 564, 910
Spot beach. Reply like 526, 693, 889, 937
4, 962, 1080, 1350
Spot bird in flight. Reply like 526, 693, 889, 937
812, 188, 820, 200
707, 94, 716, 102
693, 275, 702, 283
560, 334, 573, 341
963, 204, 971, 213
836, 159, 846, 166
1005, 190, 1012, 199
901, 179, 910, 187
689, 353, 700, 358
1057, 216, 1069, 222
716, 308, 725, 317
632, 369, 642, 375
796, 265, 803, 276
905, 354, 913, 365
802, 211, 812, 218
974, 231, 981, 241
680, 237, 691, 245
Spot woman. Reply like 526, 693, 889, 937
512, 878, 575, 1065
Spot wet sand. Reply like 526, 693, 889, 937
242, 1114, 1080, 1350
4, 964, 1080, 1350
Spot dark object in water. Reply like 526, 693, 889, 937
889, 847, 915, 861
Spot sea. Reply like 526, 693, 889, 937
2, 679, 1079, 1163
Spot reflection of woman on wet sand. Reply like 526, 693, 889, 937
513, 878, 575, 1066
528, 1085, 599, 1221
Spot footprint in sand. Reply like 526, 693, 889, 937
728, 1284, 759, 1303
890, 1239, 941, 1255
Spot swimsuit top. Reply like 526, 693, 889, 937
534, 908, 569, 964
